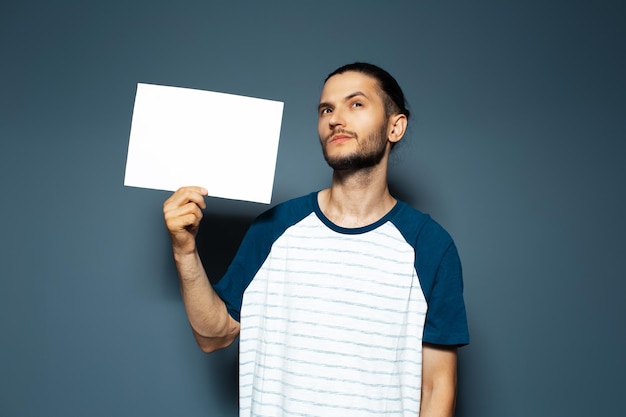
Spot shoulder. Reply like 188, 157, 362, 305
390, 201, 454, 250
256, 192, 317, 223
247, 192, 318, 238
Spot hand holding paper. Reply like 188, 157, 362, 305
124, 83, 284, 204
163, 186, 208, 255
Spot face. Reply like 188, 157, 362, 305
317, 71, 392, 171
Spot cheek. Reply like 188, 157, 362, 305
317, 121, 328, 138
357, 117, 380, 135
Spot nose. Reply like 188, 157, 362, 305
328, 107, 344, 128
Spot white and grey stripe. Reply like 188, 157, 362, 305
239, 213, 426, 417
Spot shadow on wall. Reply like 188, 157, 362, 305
388, 177, 431, 211
202, 337, 240, 413
195, 212, 255, 285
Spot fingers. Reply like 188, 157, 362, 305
164, 186, 208, 212
164, 201, 203, 231
163, 187, 209, 242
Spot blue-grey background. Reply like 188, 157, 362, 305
1, 1, 624, 416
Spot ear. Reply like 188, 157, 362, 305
387, 113, 407, 144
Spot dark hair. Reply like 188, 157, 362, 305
325, 62, 410, 120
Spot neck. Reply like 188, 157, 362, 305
318, 161, 396, 228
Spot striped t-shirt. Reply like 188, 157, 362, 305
214, 192, 469, 417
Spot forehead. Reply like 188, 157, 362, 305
320, 71, 381, 102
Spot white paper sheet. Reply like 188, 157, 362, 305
124, 83, 284, 204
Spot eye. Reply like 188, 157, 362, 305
352, 101, 363, 108
320, 107, 332, 115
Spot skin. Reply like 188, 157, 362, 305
163, 70, 458, 416
316, 71, 403, 227
163, 186, 240, 352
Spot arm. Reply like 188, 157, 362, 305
163, 186, 240, 352
419, 343, 458, 417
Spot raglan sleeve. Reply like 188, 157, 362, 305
212, 213, 275, 322
421, 236, 470, 346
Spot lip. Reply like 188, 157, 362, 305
329, 134, 353, 144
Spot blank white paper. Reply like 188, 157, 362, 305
124, 83, 284, 204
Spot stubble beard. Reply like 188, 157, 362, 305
322, 125, 389, 172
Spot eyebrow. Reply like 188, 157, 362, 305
318, 91, 369, 113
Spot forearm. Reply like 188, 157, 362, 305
419, 344, 458, 417
174, 249, 239, 352
419, 379, 456, 417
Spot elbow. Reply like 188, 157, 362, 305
197, 341, 221, 354
192, 326, 238, 353
195, 336, 232, 353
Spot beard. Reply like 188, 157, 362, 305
322, 124, 388, 171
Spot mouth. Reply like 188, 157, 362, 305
327, 131, 356, 144
330, 135, 352, 143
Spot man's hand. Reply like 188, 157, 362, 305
163, 186, 208, 256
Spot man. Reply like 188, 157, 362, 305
163, 63, 469, 417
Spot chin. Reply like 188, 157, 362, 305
324, 152, 385, 171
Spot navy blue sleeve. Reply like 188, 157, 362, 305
393, 204, 469, 346
212, 215, 273, 322
421, 240, 469, 346
404, 211, 468, 347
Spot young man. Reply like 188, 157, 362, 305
163, 63, 469, 417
